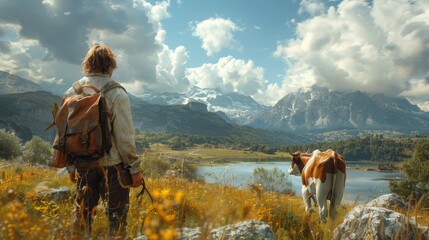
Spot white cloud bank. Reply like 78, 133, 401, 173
0, 0, 189, 94
191, 17, 243, 56
186, 56, 265, 95
274, 0, 429, 110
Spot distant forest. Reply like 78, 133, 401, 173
138, 131, 428, 162
280, 135, 427, 162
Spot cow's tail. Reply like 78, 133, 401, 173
329, 151, 338, 218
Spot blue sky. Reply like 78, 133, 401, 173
162, 0, 302, 85
0, 0, 428, 110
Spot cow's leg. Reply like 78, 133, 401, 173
315, 178, 330, 221
317, 195, 328, 220
308, 182, 317, 207
329, 198, 339, 219
301, 185, 312, 212
330, 171, 346, 219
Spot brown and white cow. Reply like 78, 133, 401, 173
288, 149, 346, 220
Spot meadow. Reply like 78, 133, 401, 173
0, 146, 428, 239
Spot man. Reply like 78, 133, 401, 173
64, 44, 143, 238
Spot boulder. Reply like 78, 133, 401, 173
35, 181, 72, 201
333, 205, 428, 240
134, 220, 275, 240
198, 220, 274, 240
366, 193, 407, 210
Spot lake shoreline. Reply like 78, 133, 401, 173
199, 158, 402, 173
197, 161, 404, 204
146, 144, 403, 172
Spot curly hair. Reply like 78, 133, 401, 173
81, 44, 117, 74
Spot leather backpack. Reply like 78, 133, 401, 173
52, 80, 125, 164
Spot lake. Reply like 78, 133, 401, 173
197, 160, 404, 203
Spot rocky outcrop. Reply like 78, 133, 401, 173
180, 220, 275, 240
135, 220, 275, 240
333, 194, 428, 240
366, 193, 407, 210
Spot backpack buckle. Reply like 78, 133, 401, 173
81, 133, 88, 145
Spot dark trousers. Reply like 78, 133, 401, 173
73, 164, 130, 238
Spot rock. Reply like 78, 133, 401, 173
56, 167, 68, 176
35, 181, 72, 201
333, 205, 429, 240
366, 193, 407, 210
206, 220, 275, 240
134, 236, 147, 240
165, 169, 179, 178
134, 220, 275, 240
177, 227, 202, 239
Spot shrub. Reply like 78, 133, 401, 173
251, 167, 292, 193
22, 136, 53, 165
0, 129, 22, 160
140, 152, 171, 178
171, 159, 201, 181
140, 152, 202, 181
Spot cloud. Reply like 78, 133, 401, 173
252, 83, 287, 106
299, 0, 326, 16
399, 78, 429, 111
191, 17, 243, 56
0, 28, 11, 53
0, 0, 189, 95
274, 0, 429, 109
186, 56, 268, 98
0, 0, 129, 64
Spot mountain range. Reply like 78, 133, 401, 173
0, 71, 428, 144
138, 86, 266, 125
0, 71, 43, 94
0, 71, 305, 145
249, 86, 429, 132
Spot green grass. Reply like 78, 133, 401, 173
148, 143, 289, 165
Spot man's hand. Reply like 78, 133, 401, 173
69, 170, 76, 183
131, 172, 144, 188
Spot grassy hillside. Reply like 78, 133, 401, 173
0, 161, 352, 239
1, 144, 429, 239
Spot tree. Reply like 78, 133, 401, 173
0, 129, 21, 160
22, 136, 53, 165
251, 167, 292, 193
392, 141, 429, 207
170, 136, 186, 150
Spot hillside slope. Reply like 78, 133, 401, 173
0, 91, 62, 141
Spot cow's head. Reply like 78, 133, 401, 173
288, 151, 302, 176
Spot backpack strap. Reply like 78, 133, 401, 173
100, 80, 127, 94
72, 82, 81, 94
72, 80, 125, 95
73, 81, 101, 94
